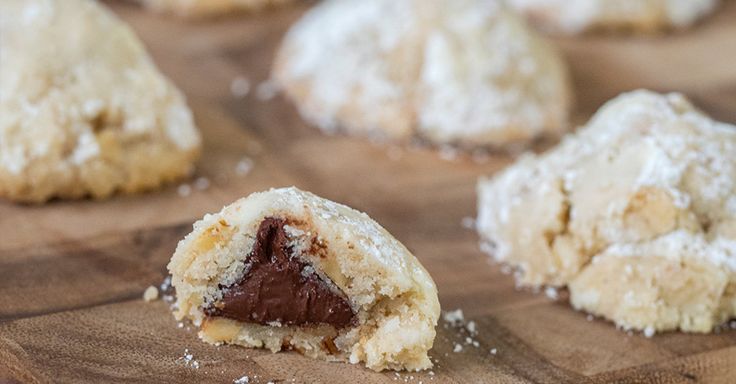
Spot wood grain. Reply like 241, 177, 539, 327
1, 1, 736, 383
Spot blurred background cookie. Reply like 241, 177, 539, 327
506, 0, 720, 34
137, 0, 294, 17
0, 0, 201, 203
274, 0, 572, 149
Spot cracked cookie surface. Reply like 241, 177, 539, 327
274, 0, 571, 148
477, 90, 736, 333
0, 0, 201, 203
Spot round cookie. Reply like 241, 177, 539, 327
477, 90, 736, 333
0, 0, 201, 203
169, 187, 440, 371
506, 0, 720, 34
274, 0, 572, 148
139, 0, 293, 17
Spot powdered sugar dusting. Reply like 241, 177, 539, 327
268, 187, 421, 281
275, 0, 413, 134
479, 90, 736, 274
70, 131, 100, 165
417, 1, 567, 144
605, 230, 736, 273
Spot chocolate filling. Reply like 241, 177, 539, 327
205, 217, 355, 328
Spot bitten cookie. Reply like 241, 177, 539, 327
138, 0, 293, 17
169, 187, 440, 371
477, 90, 736, 334
274, 0, 571, 148
506, 0, 720, 34
0, 0, 201, 203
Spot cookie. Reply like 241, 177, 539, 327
169, 187, 440, 371
274, 0, 572, 148
477, 90, 736, 333
506, 0, 720, 34
0, 0, 201, 203
139, 0, 293, 17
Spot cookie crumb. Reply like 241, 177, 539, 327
143, 285, 159, 302
233, 376, 250, 384
643, 326, 655, 338
194, 177, 210, 191
160, 276, 176, 305
438, 145, 459, 161
461, 217, 476, 230
490, 348, 497, 355
160, 275, 172, 292
479, 240, 496, 256
177, 184, 192, 197
230, 76, 251, 98
235, 157, 254, 176
544, 286, 559, 300
466, 320, 477, 334
178, 348, 200, 369
452, 343, 463, 353
256, 80, 279, 101
442, 309, 464, 327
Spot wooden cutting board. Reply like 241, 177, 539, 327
2, 2, 736, 383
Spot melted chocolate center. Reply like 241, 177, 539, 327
205, 217, 355, 328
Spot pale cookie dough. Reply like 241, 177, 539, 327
139, 0, 293, 17
506, 0, 720, 34
169, 187, 440, 371
0, 0, 201, 203
477, 90, 736, 333
274, 0, 571, 148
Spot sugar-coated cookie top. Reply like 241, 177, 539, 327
217, 187, 430, 281
480, 90, 736, 270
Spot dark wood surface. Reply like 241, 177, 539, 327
2, 1, 736, 383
